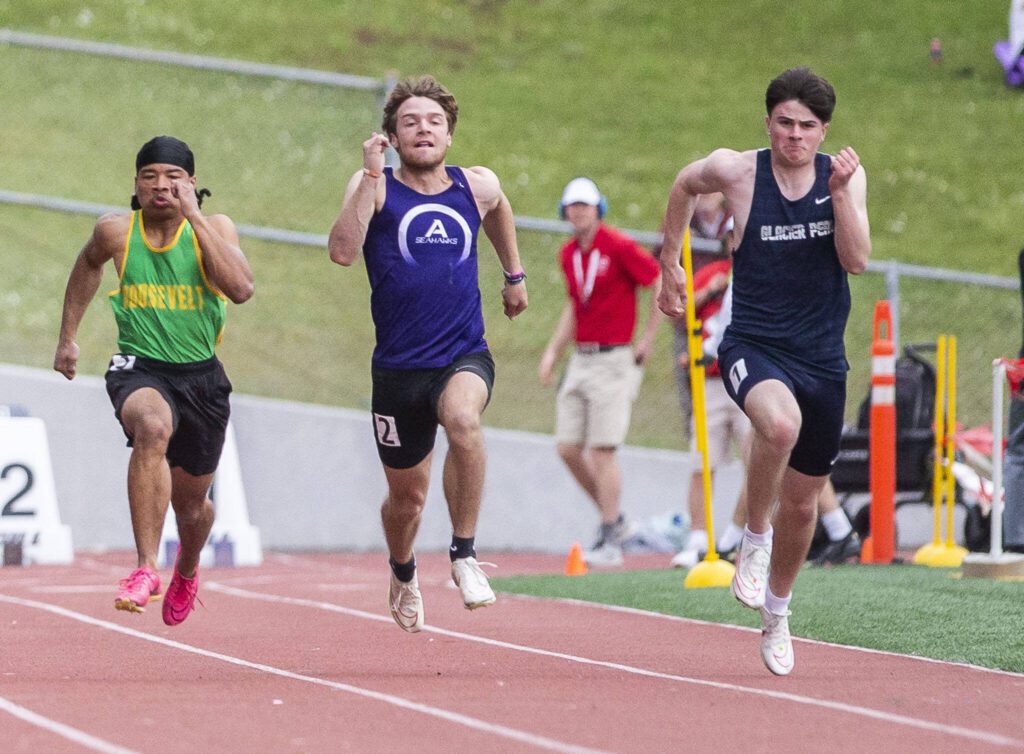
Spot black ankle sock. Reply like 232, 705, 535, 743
389, 555, 416, 583
449, 535, 476, 562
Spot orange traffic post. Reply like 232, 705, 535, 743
864, 300, 896, 564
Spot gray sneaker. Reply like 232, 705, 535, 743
451, 557, 497, 610
388, 572, 424, 633
591, 515, 637, 551
584, 541, 624, 567
611, 515, 638, 545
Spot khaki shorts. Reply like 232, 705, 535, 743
690, 376, 751, 469
556, 346, 642, 447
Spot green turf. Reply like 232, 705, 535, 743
491, 565, 1024, 673
1, 1, 1021, 442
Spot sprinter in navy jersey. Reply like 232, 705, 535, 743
328, 76, 528, 633
659, 67, 870, 675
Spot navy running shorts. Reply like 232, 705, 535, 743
717, 339, 846, 476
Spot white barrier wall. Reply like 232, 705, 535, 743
0, 416, 74, 563
0, 363, 740, 553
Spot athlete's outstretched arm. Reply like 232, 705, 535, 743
659, 149, 740, 318
467, 166, 528, 320
54, 214, 121, 380
829, 147, 871, 274
328, 133, 388, 266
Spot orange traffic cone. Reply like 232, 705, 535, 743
565, 542, 588, 576
860, 535, 874, 564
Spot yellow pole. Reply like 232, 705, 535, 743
680, 228, 718, 562
931, 336, 946, 546
914, 334, 947, 565
680, 228, 735, 589
914, 334, 965, 567
944, 336, 957, 547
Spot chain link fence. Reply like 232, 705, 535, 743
2, 30, 1019, 453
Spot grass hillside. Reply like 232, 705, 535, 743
1, 1, 1021, 445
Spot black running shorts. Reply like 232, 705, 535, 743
105, 353, 232, 476
370, 349, 495, 470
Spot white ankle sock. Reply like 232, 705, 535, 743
821, 508, 853, 541
718, 522, 744, 552
744, 525, 773, 546
686, 529, 708, 552
765, 586, 791, 615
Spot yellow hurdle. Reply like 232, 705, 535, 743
679, 227, 735, 589
913, 334, 967, 567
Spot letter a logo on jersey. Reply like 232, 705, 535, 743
424, 219, 449, 239
398, 203, 472, 266
729, 358, 748, 394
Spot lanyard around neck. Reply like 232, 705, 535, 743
572, 248, 601, 306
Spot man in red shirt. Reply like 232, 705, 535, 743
539, 177, 661, 566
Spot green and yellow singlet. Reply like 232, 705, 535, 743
108, 211, 226, 363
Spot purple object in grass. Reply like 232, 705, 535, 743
994, 40, 1024, 87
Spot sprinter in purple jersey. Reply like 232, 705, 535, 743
659, 67, 870, 675
328, 76, 528, 633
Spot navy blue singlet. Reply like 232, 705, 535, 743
362, 166, 487, 369
725, 149, 850, 378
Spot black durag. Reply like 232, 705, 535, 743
131, 136, 211, 209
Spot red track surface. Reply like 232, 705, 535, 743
1, 551, 1022, 753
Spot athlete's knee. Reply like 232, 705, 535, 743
385, 486, 427, 517
171, 494, 213, 525
443, 408, 482, 450
780, 494, 818, 529
128, 413, 173, 451
757, 413, 801, 453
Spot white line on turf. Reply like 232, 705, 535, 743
0, 695, 140, 754
0, 594, 610, 754
501, 593, 1024, 680
203, 581, 1024, 750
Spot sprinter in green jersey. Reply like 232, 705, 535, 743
54, 136, 254, 626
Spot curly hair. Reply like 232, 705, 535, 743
381, 75, 459, 136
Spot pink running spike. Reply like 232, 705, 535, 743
114, 566, 161, 613
162, 551, 201, 626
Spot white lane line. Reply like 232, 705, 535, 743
72, 555, 1024, 679
32, 585, 113, 594
0, 695, 140, 754
502, 593, 1024, 680
205, 582, 1024, 750
0, 594, 610, 754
